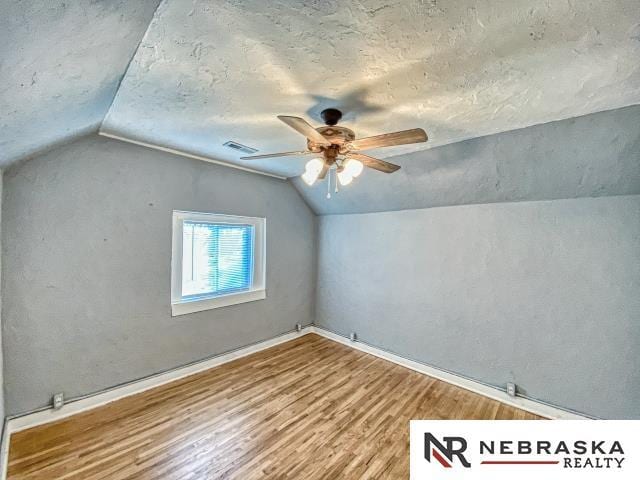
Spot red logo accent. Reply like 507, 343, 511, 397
432, 449, 452, 468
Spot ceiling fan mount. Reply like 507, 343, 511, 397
240, 108, 428, 192
320, 108, 343, 126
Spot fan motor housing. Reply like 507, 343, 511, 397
308, 126, 355, 151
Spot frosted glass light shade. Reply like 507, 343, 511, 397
306, 158, 324, 174
344, 159, 364, 177
301, 158, 324, 185
337, 169, 353, 186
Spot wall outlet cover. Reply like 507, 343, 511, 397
506, 382, 517, 397
53, 392, 65, 410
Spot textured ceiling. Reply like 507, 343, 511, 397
2, 0, 639, 215
101, 0, 640, 177
0, 0, 161, 168
294, 105, 640, 214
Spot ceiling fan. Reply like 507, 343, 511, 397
240, 108, 427, 192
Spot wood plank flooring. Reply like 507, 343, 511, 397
7, 334, 540, 479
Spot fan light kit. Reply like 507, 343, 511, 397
241, 108, 428, 198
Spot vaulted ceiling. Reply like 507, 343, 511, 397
0, 0, 161, 168
294, 105, 640, 214
2, 0, 639, 212
104, 0, 640, 177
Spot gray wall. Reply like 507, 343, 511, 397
0, 170, 4, 424
1, 135, 316, 415
3, 133, 638, 419
316, 195, 640, 419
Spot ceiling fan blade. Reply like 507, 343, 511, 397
349, 128, 427, 151
277, 116, 331, 146
240, 150, 313, 160
347, 152, 401, 173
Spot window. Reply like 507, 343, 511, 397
171, 211, 266, 316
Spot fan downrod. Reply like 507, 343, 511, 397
320, 108, 343, 126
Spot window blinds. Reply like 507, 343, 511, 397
181, 222, 254, 299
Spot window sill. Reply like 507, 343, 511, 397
171, 289, 266, 317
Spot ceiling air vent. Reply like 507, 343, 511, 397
223, 141, 257, 155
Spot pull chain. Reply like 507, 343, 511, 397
335, 169, 339, 194
326, 169, 331, 199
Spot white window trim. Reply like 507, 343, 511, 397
171, 211, 266, 316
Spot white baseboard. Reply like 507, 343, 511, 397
0, 327, 314, 479
1, 324, 591, 479
310, 326, 591, 420
6, 328, 313, 436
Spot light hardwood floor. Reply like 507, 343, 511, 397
7, 334, 540, 479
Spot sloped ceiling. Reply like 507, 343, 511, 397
2, 0, 639, 214
101, 0, 640, 177
293, 105, 640, 214
0, 0, 161, 168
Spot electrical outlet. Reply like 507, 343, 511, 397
350, 332, 357, 342
295, 323, 302, 332
52, 392, 64, 410
506, 382, 517, 397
